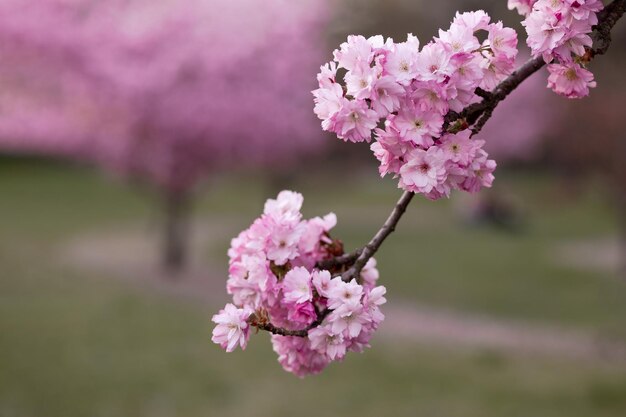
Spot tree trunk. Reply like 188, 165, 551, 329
163, 190, 190, 275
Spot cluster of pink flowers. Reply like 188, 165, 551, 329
313, 11, 515, 199
511, 0, 602, 98
211, 191, 386, 377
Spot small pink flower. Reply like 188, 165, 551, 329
264, 190, 303, 221
547, 62, 596, 98
370, 127, 412, 177
327, 278, 364, 310
452, 10, 491, 32
383, 34, 420, 85
312, 269, 334, 298
308, 325, 347, 360
333, 35, 374, 72
392, 99, 443, 147
333, 99, 379, 143
371, 76, 405, 117
487, 22, 518, 60
211, 303, 253, 352
398, 147, 448, 194
282, 266, 313, 305
508, 0, 537, 16
439, 130, 476, 166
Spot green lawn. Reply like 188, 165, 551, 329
1, 159, 625, 417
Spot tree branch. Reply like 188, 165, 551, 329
251, 0, 625, 338
341, 191, 414, 282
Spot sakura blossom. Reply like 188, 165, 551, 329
212, 191, 386, 376
211, 304, 253, 353
547, 61, 597, 98
517, 0, 603, 97
211, 1, 618, 378
313, 11, 514, 199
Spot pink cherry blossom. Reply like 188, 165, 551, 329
211, 304, 253, 353
508, 0, 538, 16
282, 267, 313, 305
332, 99, 378, 143
213, 191, 384, 376
392, 100, 443, 147
547, 62, 596, 98
399, 147, 448, 194
327, 278, 364, 310
308, 325, 347, 360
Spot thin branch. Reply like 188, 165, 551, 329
316, 248, 362, 270
250, 0, 625, 338
341, 191, 414, 282
251, 308, 331, 338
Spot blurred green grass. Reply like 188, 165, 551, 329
1, 159, 625, 417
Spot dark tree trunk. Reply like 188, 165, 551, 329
163, 190, 190, 275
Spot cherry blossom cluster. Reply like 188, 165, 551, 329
313, 11, 515, 199
211, 191, 386, 377
510, 0, 603, 98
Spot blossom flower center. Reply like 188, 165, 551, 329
565, 68, 578, 81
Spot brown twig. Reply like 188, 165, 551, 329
341, 191, 414, 282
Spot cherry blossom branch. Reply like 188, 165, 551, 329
456, 0, 625, 136
250, 308, 331, 337
316, 249, 362, 270
250, 0, 625, 338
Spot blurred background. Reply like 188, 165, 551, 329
1, 0, 625, 416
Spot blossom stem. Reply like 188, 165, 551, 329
341, 191, 415, 282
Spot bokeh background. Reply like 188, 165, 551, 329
1, 0, 625, 416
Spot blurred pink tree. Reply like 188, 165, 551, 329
0, 0, 328, 271
480, 68, 559, 163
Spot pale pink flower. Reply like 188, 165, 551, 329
487, 22, 518, 60
333, 35, 374, 72
398, 147, 448, 194
327, 278, 364, 310
299, 213, 337, 254
312, 269, 334, 298
363, 286, 387, 324
272, 335, 329, 377
308, 325, 347, 360
371, 76, 405, 117
437, 23, 480, 55
547, 62, 596, 98
412, 80, 451, 114
282, 266, 313, 304
265, 219, 303, 265
508, 0, 537, 16
333, 99, 378, 143
439, 130, 476, 165
345, 66, 379, 100
370, 127, 412, 177
317, 61, 338, 88
312, 83, 345, 130
264, 190, 303, 220
392, 100, 443, 147
360, 257, 380, 289
211, 303, 252, 352
328, 305, 370, 338
460, 150, 497, 192
452, 10, 491, 32
384, 34, 420, 85
415, 42, 454, 83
